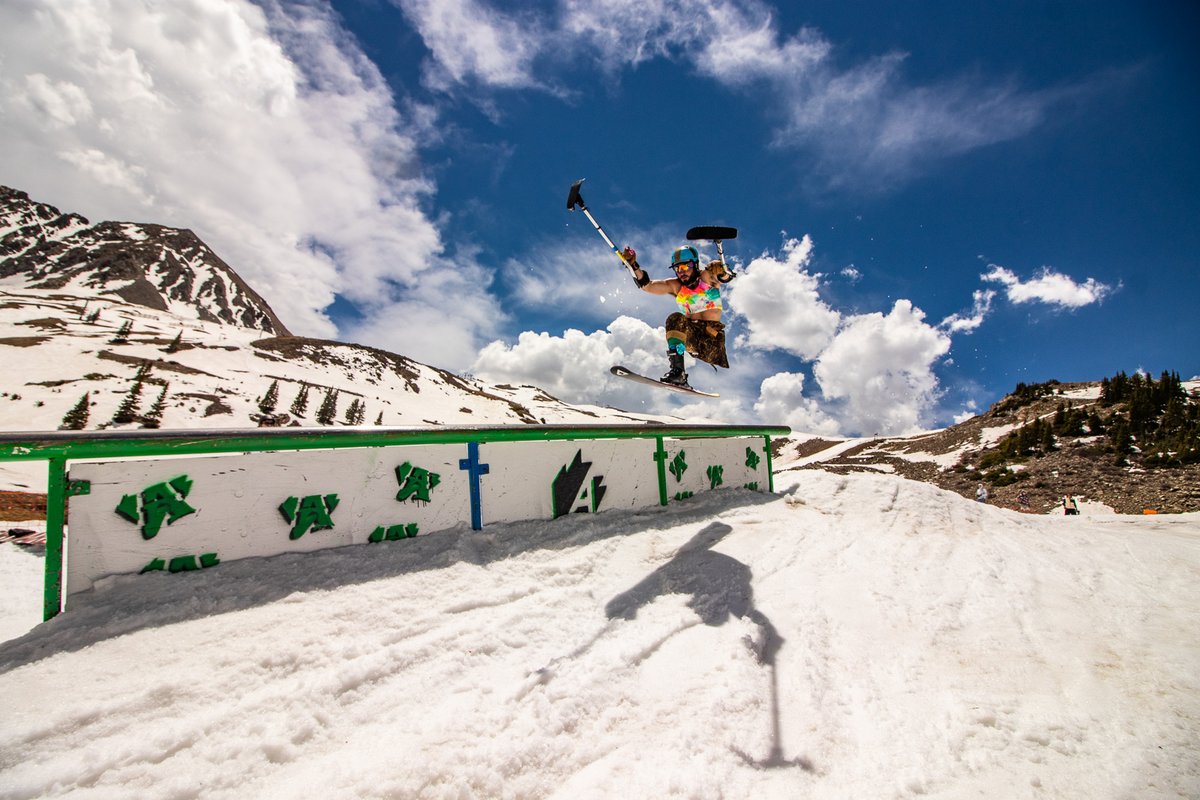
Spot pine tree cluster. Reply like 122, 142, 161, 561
975, 370, 1199, 479
992, 380, 1062, 415
1101, 371, 1200, 466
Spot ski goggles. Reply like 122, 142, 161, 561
672, 260, 698, 273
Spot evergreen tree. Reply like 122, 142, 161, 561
290, 383, 310, 417
59, 392, 90, 430
85, 309, 101, 324
1102, 371, 1129, 406
142, 384, 169, 429
344, 398, 365, 426
316, 388, 338, 425
110, 319, 133, 344
1016, 421, 1037, 456
1038, 420, 1056, 454
1160, 395, 1186, 436
258, 380, 280, 414
165, 331, 183, 354
1129, 392, 1156, 440
374, 412, 384, 426
1108, 417, 1133, 466
111, 372, 148, 425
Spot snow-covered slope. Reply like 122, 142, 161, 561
0, 286, 672, 436
1, 471, 1197, 798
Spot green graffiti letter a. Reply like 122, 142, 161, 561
706, 465, 724, 489
116, 474, 196, 540
669, 451, 688, 482
395, 462, 441, 504
279, 494, 339, 540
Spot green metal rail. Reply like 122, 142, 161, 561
0, 424, 790, 621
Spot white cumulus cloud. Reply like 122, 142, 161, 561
726, 235, 841, 360
813, 300, 952, 436
0, 0, 492, 369
982, 264, 1114, 308
753, 372, 840, 436
472, 315, 677, 411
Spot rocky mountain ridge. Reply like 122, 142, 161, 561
0, 185, 289, 335
774, 378, 1200, 514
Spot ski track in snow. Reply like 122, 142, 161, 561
1, 472, 1198, 799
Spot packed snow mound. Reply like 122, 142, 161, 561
1, 471, 1198, 798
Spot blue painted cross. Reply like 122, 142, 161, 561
458, 441, 491, 530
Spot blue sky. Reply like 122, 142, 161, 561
2, 0, 1197, 434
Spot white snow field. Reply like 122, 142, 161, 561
1, 471, 1198, 799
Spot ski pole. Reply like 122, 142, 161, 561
567, 179, 640, 283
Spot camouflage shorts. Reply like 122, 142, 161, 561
665, 313, 729, 369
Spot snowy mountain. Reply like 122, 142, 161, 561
0, 285, 675, 437
0, 186, 678, 449
0, 185, 289, 335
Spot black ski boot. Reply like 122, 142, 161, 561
660, 350, 690, 388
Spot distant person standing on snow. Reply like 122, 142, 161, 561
1017, 489, 1031, 511
975, 484, 988, 503
1063, 496, 1080, 515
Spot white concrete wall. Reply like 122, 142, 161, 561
479, 439, 660, 525
63, 435, 772, 598
65, 444, 469, 596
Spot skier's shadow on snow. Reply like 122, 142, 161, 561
605, 522, 814, 773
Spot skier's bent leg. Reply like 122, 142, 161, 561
662, 313, 690, 387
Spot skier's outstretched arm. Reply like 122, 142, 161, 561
622, 246, 677, 295
638, 276, 678, 295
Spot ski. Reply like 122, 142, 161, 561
610, 366, 720, 397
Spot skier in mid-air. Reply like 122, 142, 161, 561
621, 244, 733, 390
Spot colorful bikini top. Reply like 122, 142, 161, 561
676, 279, 723, 316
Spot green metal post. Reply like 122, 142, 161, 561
763, 435, 776, 494
43, 456, 66, 621
653, 436, 669, 506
